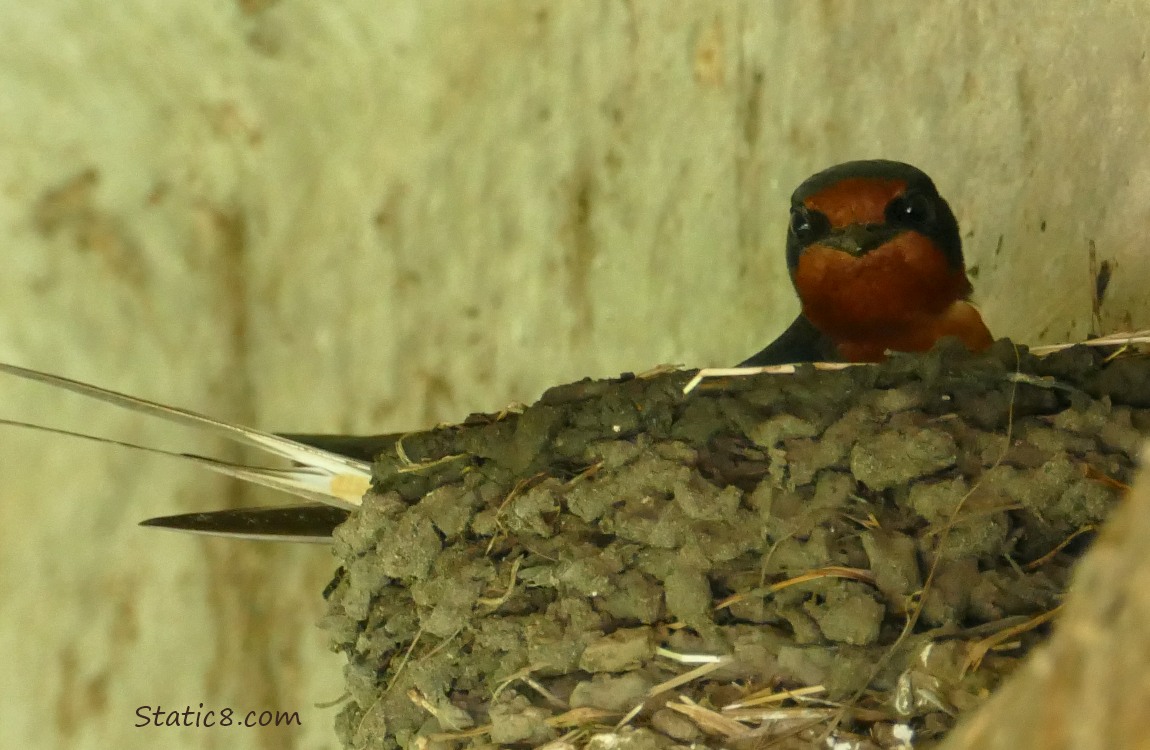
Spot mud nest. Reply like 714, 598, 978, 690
320, 339, 1150, 749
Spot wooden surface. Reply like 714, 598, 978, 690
941, 445, 1150, 749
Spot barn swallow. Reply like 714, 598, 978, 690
739, 160, 992, 366
0, 161, 994, 542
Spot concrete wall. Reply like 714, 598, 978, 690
1, 2, 1146, 748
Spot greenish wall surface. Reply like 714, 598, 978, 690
1, 2, 1146, 747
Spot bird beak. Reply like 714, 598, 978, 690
818, 223, 903, 258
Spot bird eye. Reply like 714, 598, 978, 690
886, 191, 935, 226
789, 206, 829, 244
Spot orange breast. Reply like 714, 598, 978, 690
834, 301, 993, 362
794, 232, 991, 362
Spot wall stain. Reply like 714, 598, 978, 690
54, 647, 109, 739
1014, 65, 1038, 161
559, 164, 597, 345
961, 70, 978, 101
418, 371, 456, 426
734, 22, 765, 258
236, 0, 280, 15
200, 508, 293, 750
199, 206, 252, 357
694, 16, 726, 87
33, 169, 150, 289
53, 570, 145, 737
1089, 238, 1115, 335
207, 100, 264, 147
373, 184, 407, 233
191, 203, 301, 749
741, 68, 764, 150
